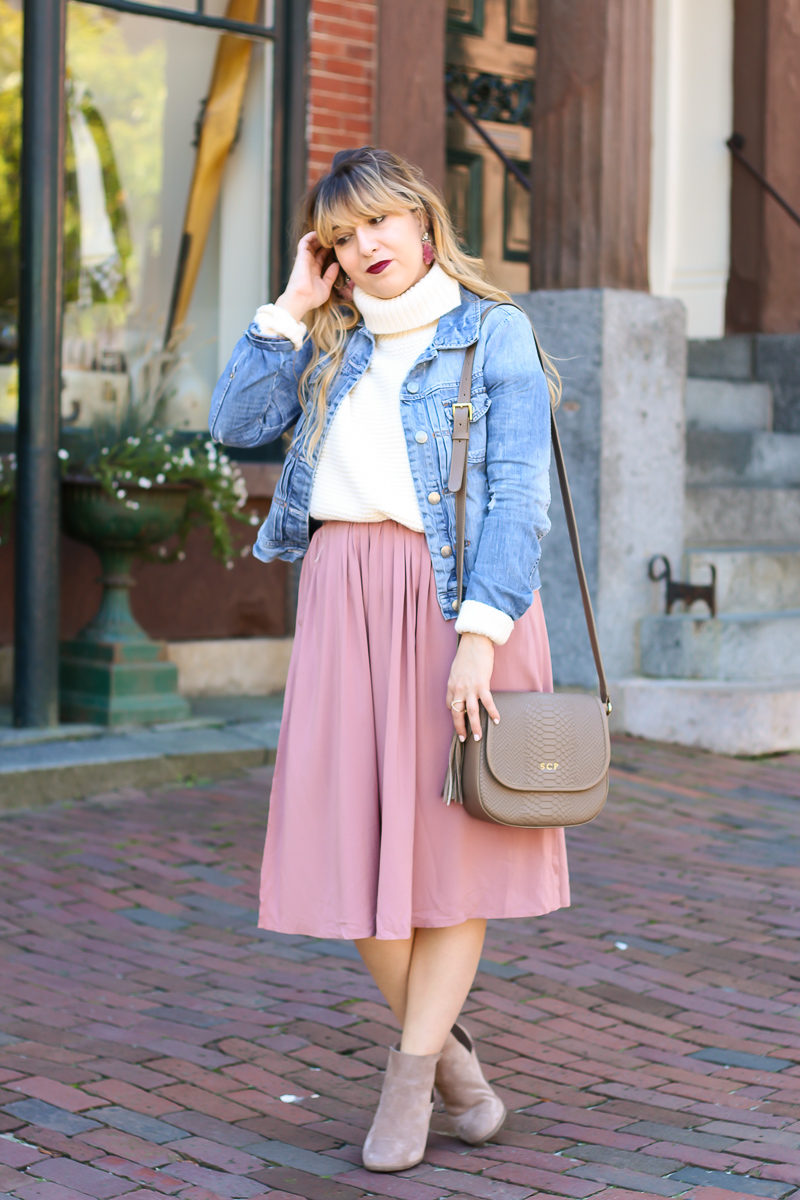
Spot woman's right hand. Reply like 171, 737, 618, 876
276, 232, 342, 322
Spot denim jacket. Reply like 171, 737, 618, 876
209, 288, 551, 626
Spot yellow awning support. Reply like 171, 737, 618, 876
165, 0, 261, 344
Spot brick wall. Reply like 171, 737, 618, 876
307, 0, 378, 185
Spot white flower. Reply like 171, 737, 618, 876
249, 514, 260, 525
124, 470, 132, 480
225, 560, 234, 570
155, 473, 166, 485
126, 436, 141, 446
116, 489, 126, 499
138, 478, 152, 489
57, 448, 69, 460
177, 551, 186, 561
125, 499, 140, 510
233, 477, 248, 510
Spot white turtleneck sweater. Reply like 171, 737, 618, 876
252, 263, 513, 644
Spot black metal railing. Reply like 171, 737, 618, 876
727, 133, 800, 229
445, 86, 531, 191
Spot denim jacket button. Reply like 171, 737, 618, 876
427, 491, 441, 504
415, 431, 428, 444
440, 544, 453, 558
407, 382, 420, 394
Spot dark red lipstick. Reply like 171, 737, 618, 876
366, 260, 391, 274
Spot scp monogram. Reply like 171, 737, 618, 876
539, 761, 559, 771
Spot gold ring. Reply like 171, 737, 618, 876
450, 700, 467, 713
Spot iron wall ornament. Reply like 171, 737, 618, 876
648, 555, 717, 617
446, 68, 533, 126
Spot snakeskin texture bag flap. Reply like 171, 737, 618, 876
459, 692, 610, 826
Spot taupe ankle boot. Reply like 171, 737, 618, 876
435, 1023, 507, 1144
362, 1046, 440, 1172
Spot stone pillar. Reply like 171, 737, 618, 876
531, 0, 653, 290
375, 0, 446, 193
513, 289, 686, 687
726, 0, 800, 334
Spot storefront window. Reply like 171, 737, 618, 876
0, 0, 273, 432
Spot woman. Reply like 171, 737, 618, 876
209, 146, 569, 1173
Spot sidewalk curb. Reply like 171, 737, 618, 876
0, 695, 283, 813
0, 745, 275, 813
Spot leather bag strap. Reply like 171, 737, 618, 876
450, 303, 611, 712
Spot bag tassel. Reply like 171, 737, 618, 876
442, 734, 464, 805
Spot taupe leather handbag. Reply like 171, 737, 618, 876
442, 306, 612, 828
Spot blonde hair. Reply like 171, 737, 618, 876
294, 146, 560, 455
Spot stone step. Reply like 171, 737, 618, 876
682, 545, 800, 613
640, 610, 800, 682
685, 378, 773, 432
687, 335, 754, 381
610, 676, 800, 756
687, 430, 800, 486
685, 485, 800, 544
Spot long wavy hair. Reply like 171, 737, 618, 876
294, 146, 560, 456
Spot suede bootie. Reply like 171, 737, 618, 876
435, 1023, 507, 1144
362, 1046, 440, 1172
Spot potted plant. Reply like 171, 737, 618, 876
57, 397, 262, 724
2, 339, 262, 724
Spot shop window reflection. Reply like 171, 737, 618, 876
0, 0, 270, 434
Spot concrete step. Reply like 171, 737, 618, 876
0, 694, 284, 811
640, 610, 800, 682
687, 430, 800, 486
610, 676, 800, 755
685, 485, 800, 544
687, 335, 754, 381
682, 545, 800, 613
685, 378, 772, 432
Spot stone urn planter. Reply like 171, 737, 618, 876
60, 477, 191, 725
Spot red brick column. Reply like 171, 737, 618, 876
307, 0, 378, 185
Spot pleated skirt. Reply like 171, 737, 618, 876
258, 520, 570, 940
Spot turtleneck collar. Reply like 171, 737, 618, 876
353, 262, 462, 336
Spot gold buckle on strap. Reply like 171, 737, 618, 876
453, 401, 473, 421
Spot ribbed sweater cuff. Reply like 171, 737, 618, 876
455, 599, 514, 645
253, 302, 307, 350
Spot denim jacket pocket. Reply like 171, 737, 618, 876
442, 385, 491, 464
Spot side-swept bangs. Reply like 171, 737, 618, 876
312, 167, 421, 247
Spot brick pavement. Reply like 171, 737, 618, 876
0, 736, 799, 1200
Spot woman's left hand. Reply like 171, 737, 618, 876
446, 633, 500, 742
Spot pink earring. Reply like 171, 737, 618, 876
421, 231, 435, 266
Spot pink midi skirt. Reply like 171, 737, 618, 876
258, 520, 570, 940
